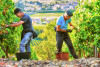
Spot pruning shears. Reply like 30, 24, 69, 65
54, 25, 72, 33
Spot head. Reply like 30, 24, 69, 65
14, 8, 23, 18
64, 10, 73, 20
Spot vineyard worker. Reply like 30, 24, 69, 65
56, 10, 78, 59
4, 8, 37, 53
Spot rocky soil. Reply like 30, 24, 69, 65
0, 58, 100, 67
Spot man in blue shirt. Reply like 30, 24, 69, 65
56, 10, 78, 59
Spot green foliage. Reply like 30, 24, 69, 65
30, 13, 64, 17
0, 0, 22, 58
30, 45, 38, 60
31, 0, 100, 59
0, 47, 5, 57
31, 25, 44, 47
34, 25, 44, 35
30, 25, 45, 60
32, 19, 57, 60
37, 11, 65, 13
71, 0, 100, 57
0, 0, 99, 60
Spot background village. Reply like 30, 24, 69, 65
14, 0, 78, 25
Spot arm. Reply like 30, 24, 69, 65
69, 22, 80, 31
56, 25, 67, 32
56, 17, 66, 32
10, 22, 17, 24
69, 22, 75, 29
5, 21, 24, 27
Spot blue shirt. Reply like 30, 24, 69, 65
56, 16, 71, 30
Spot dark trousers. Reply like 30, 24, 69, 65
56, 31, 78, 59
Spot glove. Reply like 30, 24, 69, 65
66, 29, 72, 33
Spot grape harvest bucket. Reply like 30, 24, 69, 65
16, 52, 31, 61
55, 52, 69, 61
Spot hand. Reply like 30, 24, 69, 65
66, 29, 72, 33
72, 26, 75, 29
4, 25, 10, 28
10, 22, 13, 24
71, 26, 75, 29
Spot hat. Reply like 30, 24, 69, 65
66, 10, 73, 16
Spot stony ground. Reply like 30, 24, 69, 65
0, 58, 100, 67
